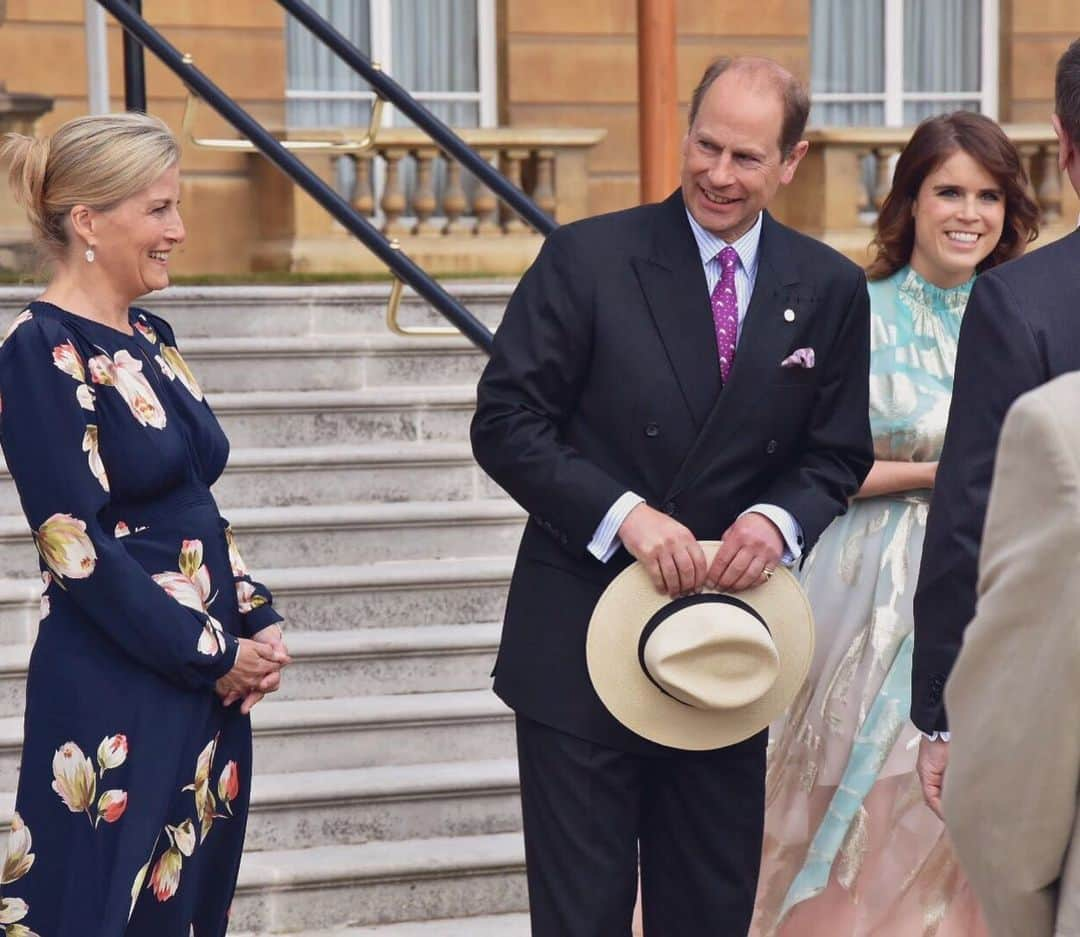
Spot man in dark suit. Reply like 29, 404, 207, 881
912, 37, 1080, 817
472, 57, 873, 937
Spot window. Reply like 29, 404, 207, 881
810, 0, 998, 127
285, 0, 497, 130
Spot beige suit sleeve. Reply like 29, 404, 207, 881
944, 381, 1080, 937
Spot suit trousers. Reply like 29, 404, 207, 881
515, 715, 767, 937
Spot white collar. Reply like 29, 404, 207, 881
685, 209, 763, 278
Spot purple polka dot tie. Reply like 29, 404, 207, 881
711, 246, 739, 382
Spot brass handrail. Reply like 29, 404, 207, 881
181, 54, 386, 153
384, 240, 462, 339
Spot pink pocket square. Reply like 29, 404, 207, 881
780, 347, 815, 369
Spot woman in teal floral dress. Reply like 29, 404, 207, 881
753, 113, 1040, 935
0, 114, 290, 934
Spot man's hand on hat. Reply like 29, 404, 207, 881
705, 513, 784, 593
618, 503, 708, 598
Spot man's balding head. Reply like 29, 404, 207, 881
688, 57, 810, 158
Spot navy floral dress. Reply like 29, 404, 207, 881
0, 301, 282, 935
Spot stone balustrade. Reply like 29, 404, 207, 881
251, 127, 605, 276
772, 125, 1078, 265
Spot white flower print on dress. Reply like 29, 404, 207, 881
51, 742, 97, 814
2, 813, 35, 885
97, 734, 128, 772
134, 317, 159, 345
152, 540, 226, 656
34, 514, 97, 582
51, 341, 96, 412
87, 349, 167, 429
82, 425, 109, 492
1, 310, 32, 346
154, 354, 175, 381
38, 572, 50, 621
53, 735, 130, 828
157, 345, 203, 402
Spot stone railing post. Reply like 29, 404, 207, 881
472, 148, 501, 236
412, 149, 443, 236
379, 146, 413, 237
442, 155, 470, 235
533, 149, 557, 220
349, 154, 376, 218
1037, 143, 1063, 223
500, 148, 531, 235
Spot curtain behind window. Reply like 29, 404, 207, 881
285, 0, 479, 129
810, 0, 884, 127
391, 0, 479, 128
904, 0, 982, 122
286, 0, 372, 129
810, 0, 983, 127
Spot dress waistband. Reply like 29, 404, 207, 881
100, 481, 218, 530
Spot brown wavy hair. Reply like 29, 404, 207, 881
867, 112, 1039, 281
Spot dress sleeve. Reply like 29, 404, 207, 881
0, 315, 239, 691
221, 521, 284, 637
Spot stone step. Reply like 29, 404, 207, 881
0, 623, 503, 717
276, 624, 501, 701
266, 556, 513, 632
0, 501, 524, 580
226, 499, 525, 569
0, 689, 514, 788
0, 284, 513, 339
0, 499, 523, 579
233, 914, 531, 937
232, 832, 526, 932
0, 442, 504, 514
245, 758, 520, 851
0, 556, 513, 644
213, 442, 503, 509
209, 386, 476, 447
248, 689, 514, 776
183, 335, 487, 393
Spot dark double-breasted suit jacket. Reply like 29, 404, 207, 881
472, 190, 874, 753
912, 228, 1080, 733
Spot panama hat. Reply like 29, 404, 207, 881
586, 541, 814, 750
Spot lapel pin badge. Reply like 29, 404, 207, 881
783, 308, 796, 323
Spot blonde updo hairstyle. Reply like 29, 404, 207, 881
0, 112, 180, 263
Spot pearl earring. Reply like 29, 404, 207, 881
85, 247, 95, 263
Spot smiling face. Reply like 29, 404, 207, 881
909, 149, 1005, 288
84, 163, 185, 299
680, 69, 807, 242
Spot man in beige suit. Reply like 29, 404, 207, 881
944, 370, 1080, 937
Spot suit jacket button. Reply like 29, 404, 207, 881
766, 440, 778, 454
644, 422, 660, 438
663, 500, 677, 515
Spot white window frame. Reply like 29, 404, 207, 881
811, 0, 998, 126
285, 0, 498, 129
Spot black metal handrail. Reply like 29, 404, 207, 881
121, 0, 147, 112
277, 0, 557, 238
94, 0, 495, 353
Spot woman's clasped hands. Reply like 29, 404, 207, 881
216, 624, 292, 714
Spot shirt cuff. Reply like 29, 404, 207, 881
922, 731, 951, 742
740, 504, 804, 566
587, 491, 646, 563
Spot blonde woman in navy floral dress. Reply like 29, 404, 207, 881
0, 113, 290, 934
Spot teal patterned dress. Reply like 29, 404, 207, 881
752, 267, 986, 936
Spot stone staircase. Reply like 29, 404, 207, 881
0, 284, 532, 935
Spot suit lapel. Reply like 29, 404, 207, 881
723, 215, 802, 393
665, 212, 804, 497
631, 192, 719, 430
